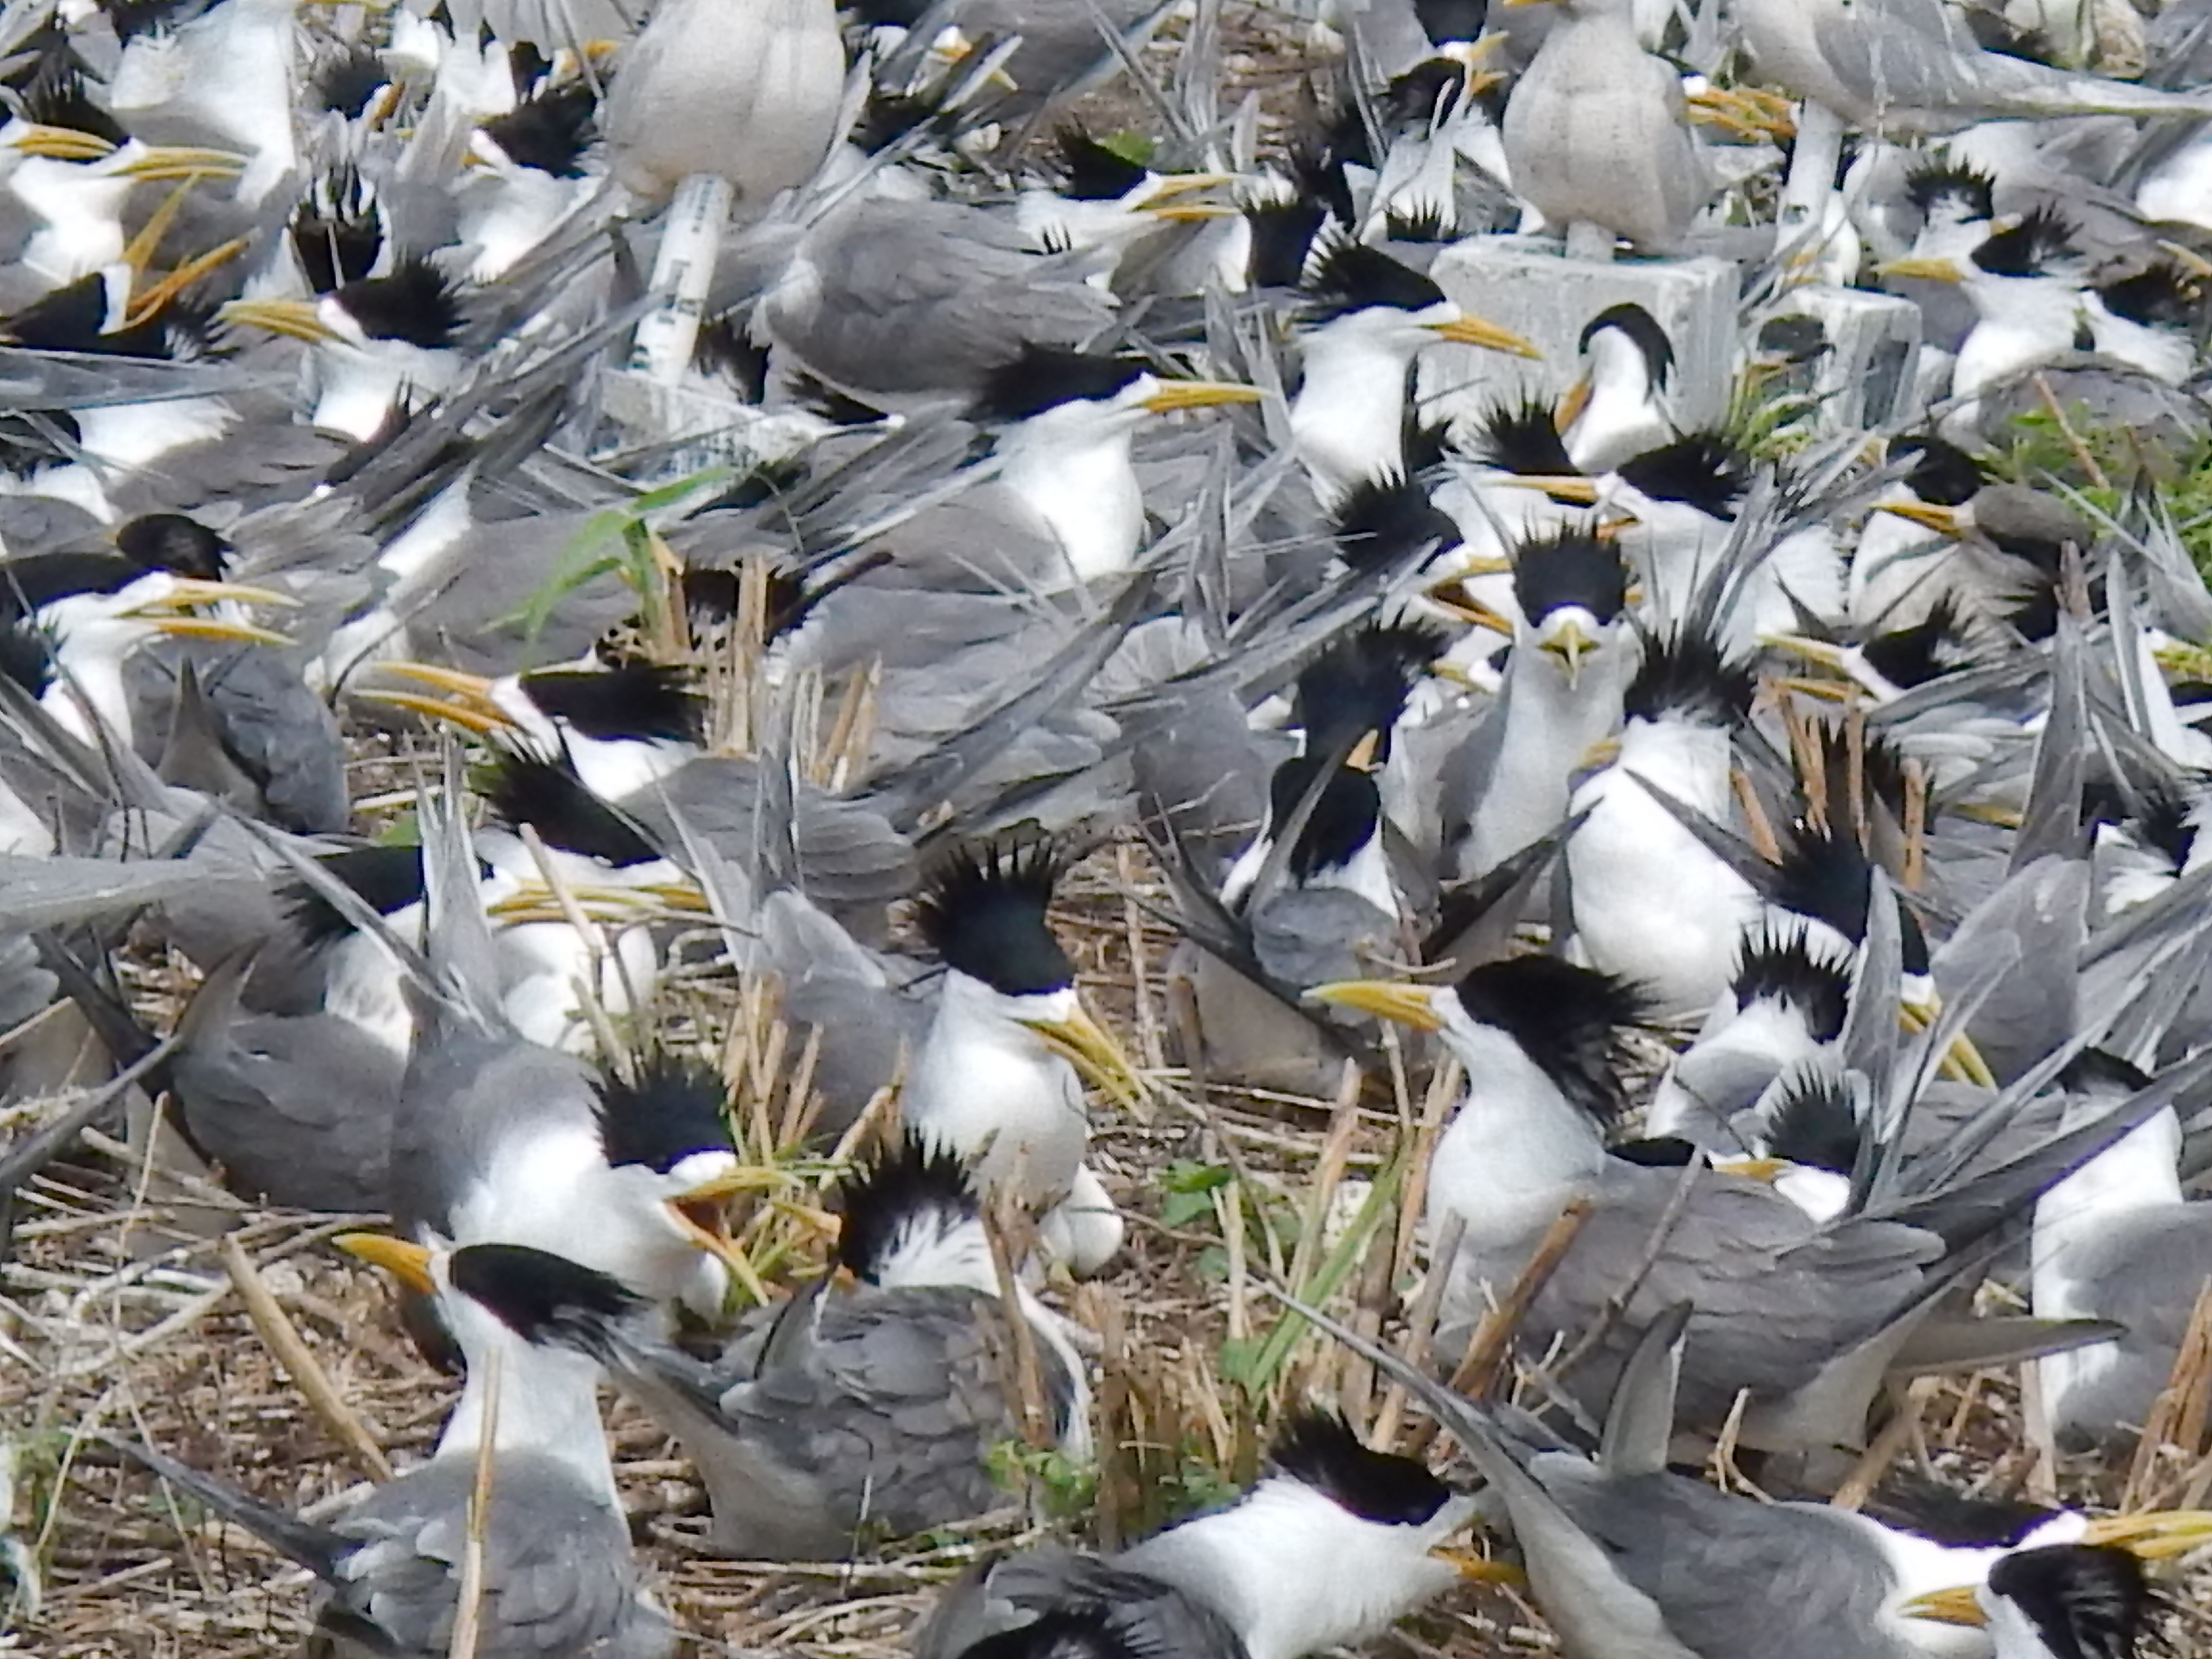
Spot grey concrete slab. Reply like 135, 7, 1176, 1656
1420, 235, 1739, 434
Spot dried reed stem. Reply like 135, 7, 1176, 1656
220, 1234, 391, 1484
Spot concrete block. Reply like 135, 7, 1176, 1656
1420, 237, 1739, 436
1753, 285, 1924, 434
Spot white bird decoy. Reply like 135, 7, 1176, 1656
602, 0, 845, 211
1500, 0, 1711, 255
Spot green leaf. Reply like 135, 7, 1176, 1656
1099, 129, 1156, 167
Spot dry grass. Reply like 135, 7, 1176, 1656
9, 827, 2212, 1658
6, 12, 2212, 1651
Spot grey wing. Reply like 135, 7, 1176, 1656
2059, 1205, 2212, 1376
645, 760, 917, 912
136, 641, 350, 835
916, 1549, 1244, 1659
1808, 0, 2009, 110
724, 1287, 1037, 1541
1522, 1169, 1937, 1422
332, 1456, 663, 1658
174, 1012, 405, 1211
1542, 1468, 1902, 1659
789, 205, 1115, 396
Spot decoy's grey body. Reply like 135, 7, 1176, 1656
1501, 0, 1711, 251
603, 0, 844, 207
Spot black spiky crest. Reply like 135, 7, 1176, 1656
1622, 624, 1755, 726
1452, 955, 1654, 1127
1301, 234, 1446, 323
2057, 1047, 2152, 1096
1414, 0, 1487, 43
2096, 264, 2200, 331
1051, 125, 1149, 201
691, 308, 769, 399
1614, 432, 1749, 518
1328, 474, 1460, 572
291, 167, 383, 295
914, 836, 1074, 996
1247, 192, 1329, 289
1988, 1546, 2153, 1659
334, 255, 464, 349
1861, 594, 1970, 691
1732, 927, 1850, 1042
1756, 312, 1829, 367
480, 77, 598, 178
1379, 59, 1465, 130
1866, 1475, 2060, 1547
594, 1052, 732, 1174
833, 1134, 980, 1280
970, 344, 1149, 424
1267, 1410, 1452, 1525
314, 41, 387, 117
18, 62, 125, 147
962, 1610, 1148, 1659
0, 551, 168, 615
3, 273, 113, 354
281, 843, 434, 946
1767, 822, 1931, 976
1513, 527, 1627, 626
447, 1242, 640, 1357
0, 616, 53, 696
1971, 205, 2081, 278
1384, 200, 1453, 244
1902, 159, 1996, 224
1471, 392, 1576, 477
1898, 435, 1985, 506
0, 407, 79, 477
1579, 302, 1674, 391
516, 660, 706, 745
791, 372, 890, 428
1292, 619, 1449, 758
1759, 1065, 1860, 1174
2125, 779, 2196, 868
480, 749, 659, 867
1265, 755, 1383, 883
117, 512, 228, 580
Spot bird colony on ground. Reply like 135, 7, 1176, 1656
8, 0, 2212, 1651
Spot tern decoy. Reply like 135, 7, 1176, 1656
1559, 304, 1679, 473
914, 1411, 1485, 1659
1499, 0, 1710, 254
902, 834, 1139, 1276
488, 1136, 1093, 1558
108, 1235, 674, 1658
1736, 0, 2212, 135
602, 0, 842, 209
